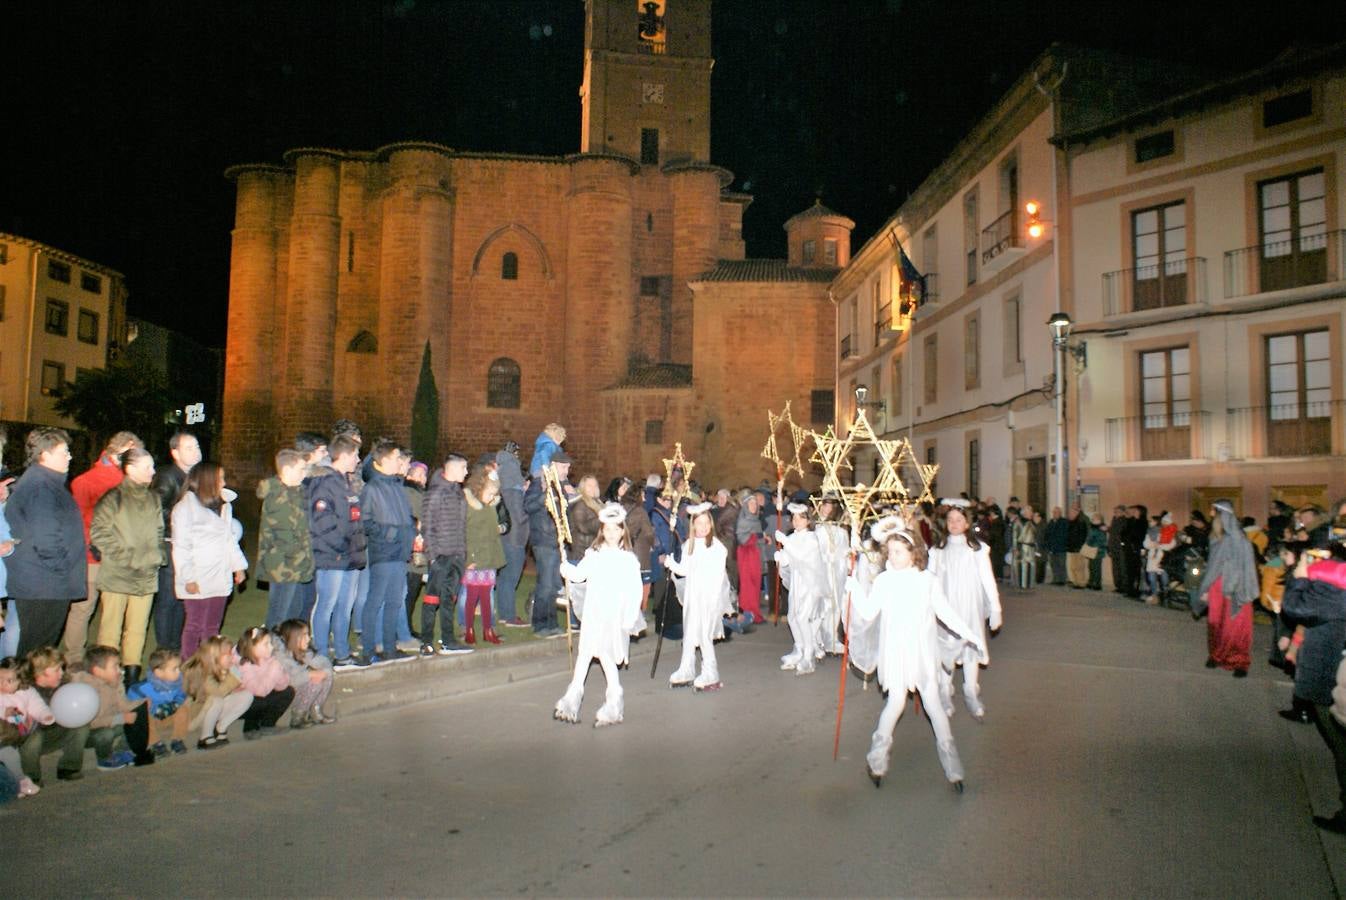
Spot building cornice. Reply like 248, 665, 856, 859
0, 232, 125, 279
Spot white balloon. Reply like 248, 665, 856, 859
50, 682, 99, 729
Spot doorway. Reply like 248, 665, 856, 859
1026, 456, 1046, 514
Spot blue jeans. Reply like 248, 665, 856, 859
312, 569, 359, 659
298, 579, 317, 622
497, 541, 527, 623
265, 581, 308, 629
351, 566, 371, 636
1146, 570, 1169, 597
363, 562, 407, 654
530, 542, 561, 633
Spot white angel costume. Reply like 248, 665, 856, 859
846, 563, 984, 784
775, 526, 827, 674
554, 544, 644, 726
665, 536, 733, 689
814, 520, 850, 655
929, 533, 1003, 719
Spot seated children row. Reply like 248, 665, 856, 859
0, 619, 333, 800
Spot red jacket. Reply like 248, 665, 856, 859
71, 456, 124, 563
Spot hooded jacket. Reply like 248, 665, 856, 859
361, 469, 415, 566
305, 466, 366, 571
171, 490, 248, 598
90, 478, 165, 595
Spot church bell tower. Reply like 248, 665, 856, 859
580, 0, 713, 166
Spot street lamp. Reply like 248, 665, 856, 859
1047, 312, 1087, 510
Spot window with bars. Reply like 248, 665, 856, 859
47, 260, 71, 283
640, 276, 661, 296
644, 419, 663, 445
80, 272, 102, 293
1004, 292, 1022, 370
823, 239, 837, 265
487, 358, 521, 408
501, 252, 518, 280
803, 239, 816, 264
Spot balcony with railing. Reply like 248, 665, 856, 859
1104, 411, 1211, 463
1225, 399, 1342, 458
1224, 229, 1345, 298
840, 333, 856, 361
1101, 257, 1207, 317
980, 209, 1024, 275
874, 301, 892, 345
923, 272, 939, 305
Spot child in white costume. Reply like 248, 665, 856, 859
775, 503, 827, 675
846, 528, 984, 791
665, 503, 732, 690
928, 501, 1003, 720
554, 504, 645, 726
813, 496, 849, 656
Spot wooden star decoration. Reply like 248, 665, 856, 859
809, 425, 854, 497
761, 401, 810, 485
660, 441, 696, 507
890, 437, 939, 505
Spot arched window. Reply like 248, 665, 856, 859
487, 357, 521, 409
501, 252, 519, 280
347, 330, 377, 353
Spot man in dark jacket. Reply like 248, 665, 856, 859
524, 452, 574, 637
422, 453, 472, 654
495, 442, 530, 627
9, 428, 87, 657
306, 434, 365, 666
358, 440, 415, 665
1107, 505, 1128, 593
149, 430, 201, 652
1121, 505, 1149, 599
1043, 507, 1070, 585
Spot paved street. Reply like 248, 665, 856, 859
5, 586, 1344, 898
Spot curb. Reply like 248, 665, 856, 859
328, 631, 661, 719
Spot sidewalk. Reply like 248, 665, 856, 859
327, 625, 662, 719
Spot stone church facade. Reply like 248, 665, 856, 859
221, 0, 846, 499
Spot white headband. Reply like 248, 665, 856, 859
787, 502, 811, 516
598, 503, 627, 525
940, 498, 971, 509
686, 501, 713, 515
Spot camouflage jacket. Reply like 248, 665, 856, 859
256, 477, 315, 583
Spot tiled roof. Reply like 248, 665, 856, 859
783, 199, 855, 230
693, 258, 840, 283
606, 363, 693, 390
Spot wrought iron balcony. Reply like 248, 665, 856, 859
1104, 411, 1210, 463
1225, 400, 1341, 458
840, 333, 856, 360
922, 272, 939, 305
1223, 229, 1344, 298
1101, 257, 1206, 317
980, 208, 1021, 267
874, 301, 892, 344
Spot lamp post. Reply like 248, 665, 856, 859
1048, 312, 1071, 511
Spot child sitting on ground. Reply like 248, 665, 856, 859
273, 619, 335, 728
17, 647, 89, 785
127, 648, 190, 757
70, 645, 152, 770
183, 635, 251, 750
236, 626, 295, 739
0, 656, 50, 797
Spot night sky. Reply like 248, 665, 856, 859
5, 0, 1342, 346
